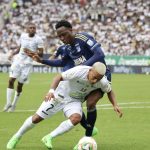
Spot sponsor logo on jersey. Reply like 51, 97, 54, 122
76, 46, 81, 52
87, 39, 94, 46
74, 56, 86, 65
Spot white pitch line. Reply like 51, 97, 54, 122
1, 106, 150, 113
97, 102, 150, 107
96, 106, 150, 110
0, 102, 150, 112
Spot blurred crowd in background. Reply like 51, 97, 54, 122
0, 0, 150, 63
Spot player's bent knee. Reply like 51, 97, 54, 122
32, 114, 44, 124
86, 101, 97, 110
86, 91, 103, 109
69, 113, 82, 126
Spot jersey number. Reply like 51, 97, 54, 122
80, 88, 87, 92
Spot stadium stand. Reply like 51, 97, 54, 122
0, 0, 150, 64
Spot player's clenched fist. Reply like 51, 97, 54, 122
44, 89, 55, 101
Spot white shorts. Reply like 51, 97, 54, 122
36, 99, 82, 119
9, 62, 32, 83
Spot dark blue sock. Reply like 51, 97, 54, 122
85, 108, 97, 136
80, 111, 88, 129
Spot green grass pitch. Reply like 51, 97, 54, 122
0, 73, 150, 150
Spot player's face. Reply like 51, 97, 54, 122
27, 25, 36, 37
56, 27, 74, 44
87, 68, 103, 84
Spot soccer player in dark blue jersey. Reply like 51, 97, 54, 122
25, 20, 119, 149
41, 21, 111, 80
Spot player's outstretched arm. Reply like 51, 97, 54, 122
24, 48, 42, 62
24, 48, 66, 67
107, 90, 123, 118
45, 74, 63, 101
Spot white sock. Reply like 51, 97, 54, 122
6, 88, 14, 105
50, 119, 74, 138
11, 91, 21, 107
15, 116, 35, 138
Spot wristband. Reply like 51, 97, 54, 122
48, 89, 55, 93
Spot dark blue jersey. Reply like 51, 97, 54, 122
54, 45, 74, 71
54, 45, 66, 58
63, 32, 111, 80
64, 32, 105, 65
42, 32, 111, 80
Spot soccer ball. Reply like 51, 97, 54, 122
77, 137, 97, 150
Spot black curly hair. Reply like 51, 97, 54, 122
55, 20, 72, 29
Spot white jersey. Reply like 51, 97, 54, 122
54, 66, 111, 102
14, 33, 44, 65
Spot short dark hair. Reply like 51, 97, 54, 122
55, 20, 72, 29
26, 22, 36, 27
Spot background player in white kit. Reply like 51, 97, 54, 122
3, 23, 44, 112
7, 62, 122, 149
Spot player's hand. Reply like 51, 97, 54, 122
24, 48, 42, 63
32, 54, 42, 62
44, 92, 55, 102
113, 105, 123, 118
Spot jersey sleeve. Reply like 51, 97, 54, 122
55, 50, 60, 58
75, 33, 101, 52
55, 46, 62, 57
100, 76, 112, 93
75, 33, 105, 66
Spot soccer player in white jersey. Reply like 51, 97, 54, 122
3, 23, 44, 112
7, 62, 122, 149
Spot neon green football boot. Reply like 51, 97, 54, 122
73, 127, 98, 150
41, 134, 53, 149
91, 127, 98, 136
7, 135, 20, 149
